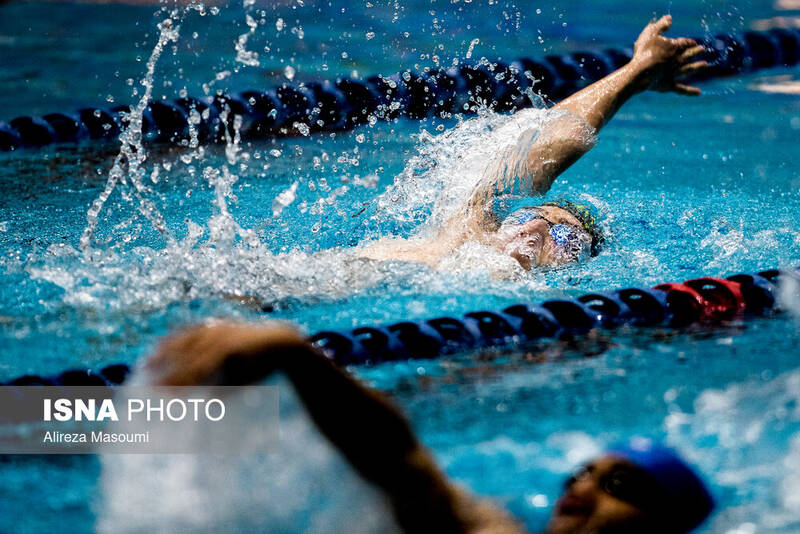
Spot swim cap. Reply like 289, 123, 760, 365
607, 437, 714, 533
541, 199, 605, 256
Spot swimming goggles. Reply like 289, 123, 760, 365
505, 209, 587, 257
564, 463, 665, 510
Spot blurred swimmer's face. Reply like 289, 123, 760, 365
546, 455, 667, 534
493, 205, 591, 270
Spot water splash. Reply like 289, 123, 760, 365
273, 181, 299, 217
97, 375, 401, 534
371, 106, 591, 239
698, 220, 800, 272
31, 42, 588, 313
80, 17, 181, 256
234, 5, 260, 67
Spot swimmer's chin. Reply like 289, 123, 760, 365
504, 250, 587, 272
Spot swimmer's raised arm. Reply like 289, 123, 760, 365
533, 15, 706, 188
554, 15, 705, 130
466, 15, 707, 227
145, 322, 524, 534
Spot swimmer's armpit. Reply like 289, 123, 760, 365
461, 110, 595, 233
144, 322, 525, 534
478, 111, 596, 196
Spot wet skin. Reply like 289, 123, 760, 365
546, 455, 664, 534
491, 205, 592, 269
146, 14, 708, 534
148, 322, 688, 534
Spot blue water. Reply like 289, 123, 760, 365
2, 0, 800, 532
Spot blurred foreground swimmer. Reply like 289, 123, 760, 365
358, 15, 707, 270
144, 320, 714, 534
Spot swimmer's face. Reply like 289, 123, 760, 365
546, 455, 667, 534
493, 206, 591, 270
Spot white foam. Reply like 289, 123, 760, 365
97, 375, 401, 534
666, 368, 800, 532
29, 101, 588, 312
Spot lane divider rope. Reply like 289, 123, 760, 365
3, 266, 798, 386
1, 28, 798, 152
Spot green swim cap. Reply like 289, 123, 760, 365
541, 199, 605, 256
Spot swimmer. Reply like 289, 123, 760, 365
145, 320, 714, 534
358, 15, 707, 270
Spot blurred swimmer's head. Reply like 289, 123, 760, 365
546, 438, 714, 534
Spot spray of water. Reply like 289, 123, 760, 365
80, 17, 181, 256
32, 20, 588, 313
97, 376, 401, 534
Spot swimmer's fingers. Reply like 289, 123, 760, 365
652, 14, 673, 35
146, 327, 223, 385
146, 322, 306, 386
679, 44, 706, 62
678, 60, 709, 76
672, 82, 702, 96
670, 37, 697, 51
150, 323, 221, 363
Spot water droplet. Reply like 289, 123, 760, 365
295, 122, 310, 136
284, 65, 296, 80
466, 38, 480, 59
272, 181, 299, 217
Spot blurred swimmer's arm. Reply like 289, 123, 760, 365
145, 322, 525, 534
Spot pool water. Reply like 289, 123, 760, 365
2, 0, 800, 532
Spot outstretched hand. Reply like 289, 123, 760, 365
631, 15, 707, 95
145, 321, 306, 386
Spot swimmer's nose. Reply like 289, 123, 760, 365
509, 250, 532, 270
521, 218, 549, 236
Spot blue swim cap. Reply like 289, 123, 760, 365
608, 437, 714, 533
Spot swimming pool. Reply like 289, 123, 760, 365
2, 0, 800, 532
